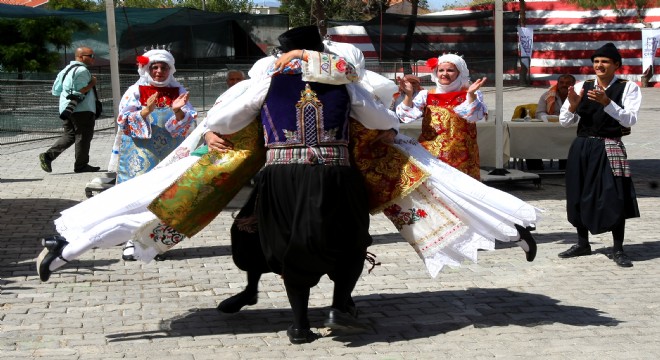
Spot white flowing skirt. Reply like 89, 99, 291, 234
54, 156, 199, 262
388, 135, 542, 277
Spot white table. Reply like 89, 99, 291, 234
505, 120, 576, 160
398, 121, 509, 168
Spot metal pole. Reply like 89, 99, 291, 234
494, 0, 505, 170
105, 0, 121, 123
379, 1, 383, 62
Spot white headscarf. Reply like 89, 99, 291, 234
430, 54, 471, 93
136, 49, 181, 87
324, 40, 398, 105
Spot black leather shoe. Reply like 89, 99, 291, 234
612, 251, 633, 268
39, 153, 52, 173
558, 244, 592, 258
217, 290, 258, 313
287, 325, 318, 344
324, 308, 369, 333
36, 236, 69, 282
514, 224, 537, 262
74, 164, 101, 173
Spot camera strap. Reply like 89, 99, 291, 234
62, 64, 83, 94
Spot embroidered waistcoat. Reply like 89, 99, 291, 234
261, 73, 351, 148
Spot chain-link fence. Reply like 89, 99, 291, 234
0, 61, 435, 146
0, 66, 252, 145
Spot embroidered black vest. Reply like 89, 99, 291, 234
576, 79, 630, 137
261, 73, 351, 148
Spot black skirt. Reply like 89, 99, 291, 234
565, 137, 640, 234
256, 163, 372, 288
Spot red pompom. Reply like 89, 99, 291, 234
136, 55, 149, 66
426, 57, 438, 69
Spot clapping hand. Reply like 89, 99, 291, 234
467, 77, 487, 96
566, 85, 584, 110
172, 92, 190, 112
145, 92, 158, 112
586, 85, 609, 106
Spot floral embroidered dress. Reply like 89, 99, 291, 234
388, 53, 540, 277
115, 84, 197, 183
381, 134, 541, 277
397, 88, 486, 180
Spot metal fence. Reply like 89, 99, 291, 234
0, 61, 430, 145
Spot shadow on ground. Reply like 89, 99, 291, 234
106, 288, 620, 346
0, 198, 81, 272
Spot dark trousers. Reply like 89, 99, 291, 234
45, 111, 95, 170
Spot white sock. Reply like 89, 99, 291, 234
515, 235, 530, 252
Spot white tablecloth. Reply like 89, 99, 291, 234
398, 121, 509, 168
506, 120, 577, 159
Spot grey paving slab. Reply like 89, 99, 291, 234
1, 86, 659, 359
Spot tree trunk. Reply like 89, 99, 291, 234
313, 0, 327, 37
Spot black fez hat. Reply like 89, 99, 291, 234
278, 25, 324, 52
591, 42, 622, 64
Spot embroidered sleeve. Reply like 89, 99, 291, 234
396, 90, 428, 124
453, 90, 487, 122
117, 86, 152, 139
164, 102, 198, 138
302, 51, 359, 84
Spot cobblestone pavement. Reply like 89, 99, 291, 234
2, 87, 659, 359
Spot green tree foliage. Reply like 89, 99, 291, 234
281, 0, 391, 28
177, 0, 253, 12
565, 0, 657, 22
0, 17, 95, 74
46, 0, 100, 11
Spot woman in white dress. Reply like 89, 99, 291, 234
384, 54, 540, 277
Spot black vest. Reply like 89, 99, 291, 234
576, 79, 630, 137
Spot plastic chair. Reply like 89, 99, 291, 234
511, 103, 537, 119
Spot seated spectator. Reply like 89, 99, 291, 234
526, 74, 576, 171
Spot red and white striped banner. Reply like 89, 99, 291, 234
328, 0, 660, 86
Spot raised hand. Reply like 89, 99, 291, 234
172, 92, 190, 112
467, 77, 487, 95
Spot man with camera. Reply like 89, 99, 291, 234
40, 46, 100, 173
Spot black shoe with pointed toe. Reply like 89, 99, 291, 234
217, 290, 258, 313
36, 235, 69, 282
514, 224, 537, 262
